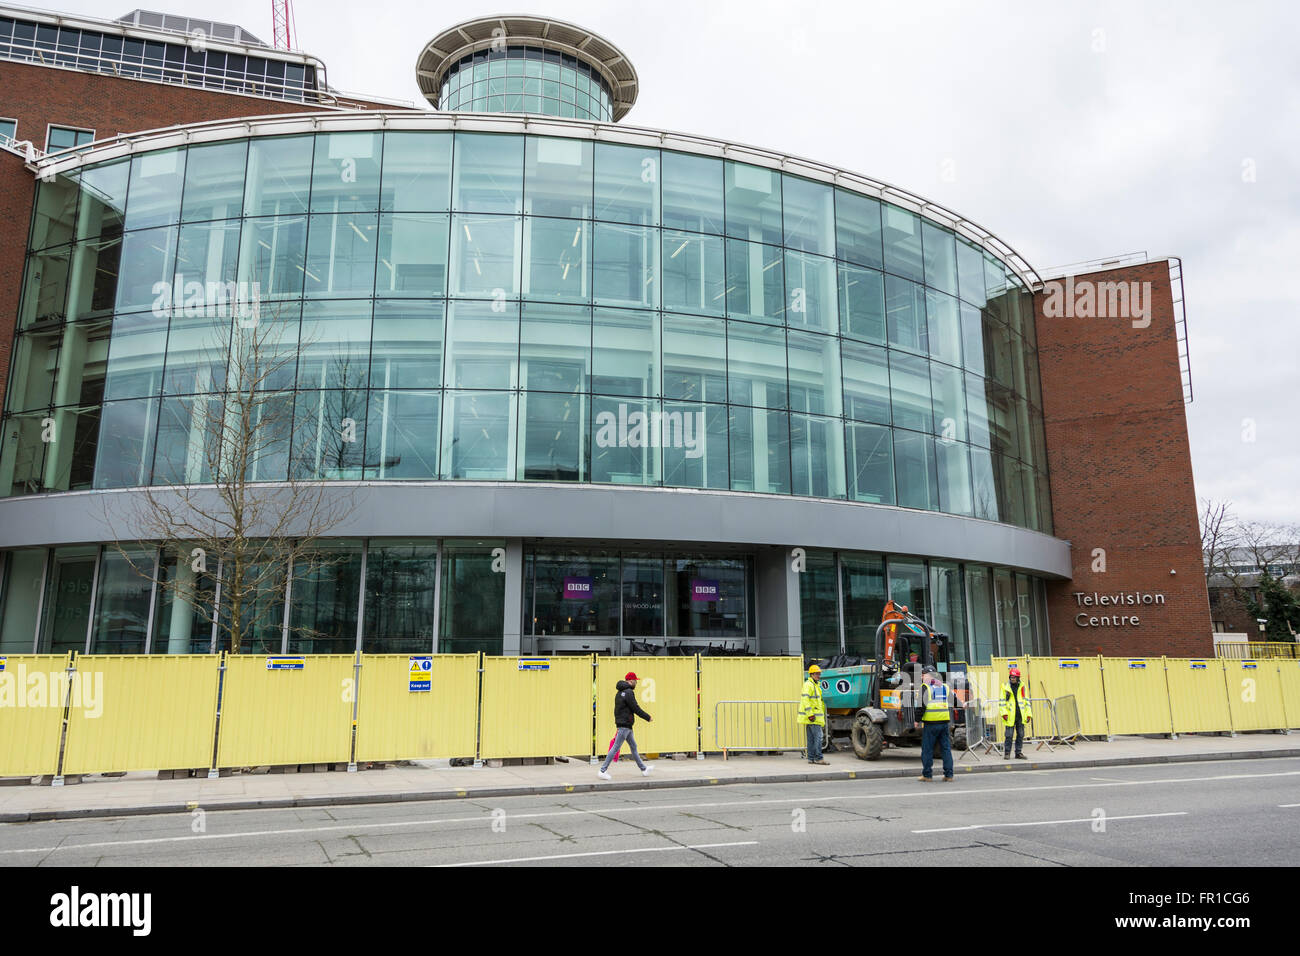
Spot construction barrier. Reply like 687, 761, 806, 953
991, 657, 1033, 701
1100, 657, 1174, 735
215, 653, 355, 767
1224, 659, 1288, 733
354, 654, 479, 762
700, 657, 804, 753
1166, 659, 1233, 735
0, 654, 72, 777
479, 656, 593, 759
965, 664, 998, 703
1279, 659, 1300, 729
1029, 656, 1109, 738
62, 655, 221, 775
1053, 695, 1082, 745
1217, 641, 1298, 659
594, 656, 699, 757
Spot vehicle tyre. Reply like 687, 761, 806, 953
851, 719, 885, 761
952, 727, 968, 751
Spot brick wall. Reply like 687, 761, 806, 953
0, 59, 399, 147
0, 146, 29, 407
1034, 261, 1213, 657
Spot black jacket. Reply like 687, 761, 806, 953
613, 680, 652, 729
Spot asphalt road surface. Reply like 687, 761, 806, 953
2, 757, 1297, 866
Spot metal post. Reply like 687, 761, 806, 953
81, 546, 103, 655
430, 538, 443, 655
280, 558, 293, 655
143, 547, 161, 654
30, 548, 50, 654
348, 543, 367, 773
209, 556, 223, 655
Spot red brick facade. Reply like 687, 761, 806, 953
0, 59, 397, 148
1034, 261, 1212, 657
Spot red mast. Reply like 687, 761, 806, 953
271, 0, 293, 50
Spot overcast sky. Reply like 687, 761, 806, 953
52, 0, 1300, 526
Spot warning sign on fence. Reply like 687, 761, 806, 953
266, 657, 305, 671
409, 656, 432, 692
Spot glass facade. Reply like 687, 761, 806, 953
2, 128, 1052, 534
799, 548, 1050, 666
438, 47, 614, 121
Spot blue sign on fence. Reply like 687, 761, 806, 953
0, 656, 5, 672
518, 658, 550, 671
1128, 660, 1146, 669
1190, 661, 1207, 670
1242, 661, 1258, 670
266, 657, 305, 671
1059, 660, 1079, 669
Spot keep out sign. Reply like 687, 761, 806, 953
691, 579, 720, 603
563, 576, 594, 600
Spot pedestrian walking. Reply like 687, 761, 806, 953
798, 664, 829, 765
915, 665, 954, 782
1000, 666, 1032, 759
597, 672, 653, 779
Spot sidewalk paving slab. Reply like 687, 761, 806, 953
0, 733, 1296, 823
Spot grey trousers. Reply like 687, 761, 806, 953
601, 726, 646, 772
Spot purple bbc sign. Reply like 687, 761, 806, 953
563, 576, 594, 600
691, 579, 720, 603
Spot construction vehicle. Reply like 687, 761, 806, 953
816, 603, 971, 760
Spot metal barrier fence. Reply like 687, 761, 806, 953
713, 700, 804, 757
0, 654, 72, 777
594, 656, 700, 757
6, 652, 1300, 779
1216, 642, 1299, 659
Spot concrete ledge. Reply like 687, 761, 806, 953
3, 745, 1297, 824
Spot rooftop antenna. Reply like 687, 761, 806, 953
271, 0, 294, 50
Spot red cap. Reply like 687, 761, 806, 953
1009, 667, 1021, 678
625, 672, 638, 681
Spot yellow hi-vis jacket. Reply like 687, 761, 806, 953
999, 681, 1032, 727
920, 681, 952, 721
797, 676, 826, 726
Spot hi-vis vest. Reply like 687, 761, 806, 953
798, 677, 825, 726
921, 681, 951, 721
999, 682, 1032, 727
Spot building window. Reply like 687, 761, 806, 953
0, 118, 16, 142
46, 125, 94, 152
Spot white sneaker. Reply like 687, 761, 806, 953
641, 765, 653, 776
597, 769, 611, 780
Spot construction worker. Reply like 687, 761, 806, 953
999, 666, 1032, 759
915, 665, 954, 782
798, 664, 828, 765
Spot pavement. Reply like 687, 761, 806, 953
0, 731, 1297, 823
3, 755, 1299, 866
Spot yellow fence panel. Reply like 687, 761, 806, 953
964, 665, 997, 705
1100, 657, 1173, 735
1027, 656, 1109, 737
1280, 660, 1300, 729
700, 657, 805, 752
991, 657, 1033, 698
63, 655, 221, 774
216, 654, 355, 767
1224, 660, 1288, 732
0, 654, 71, 777
595, 657, 699, 756
1165, 659, 1233, 734
355, 654, 480, 762
479, 656, 593, 759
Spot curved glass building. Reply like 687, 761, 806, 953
0, 15, 1071, 663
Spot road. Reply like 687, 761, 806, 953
1, 757, 1297, 866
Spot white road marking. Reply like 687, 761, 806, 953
433, 840, 758, 867
1279, 803, 1300, 808
2, 768, 1296, 855
913, 811, 1188, 833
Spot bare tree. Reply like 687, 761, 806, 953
106, 291, 356, 654
1200, 497, 1238, 585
